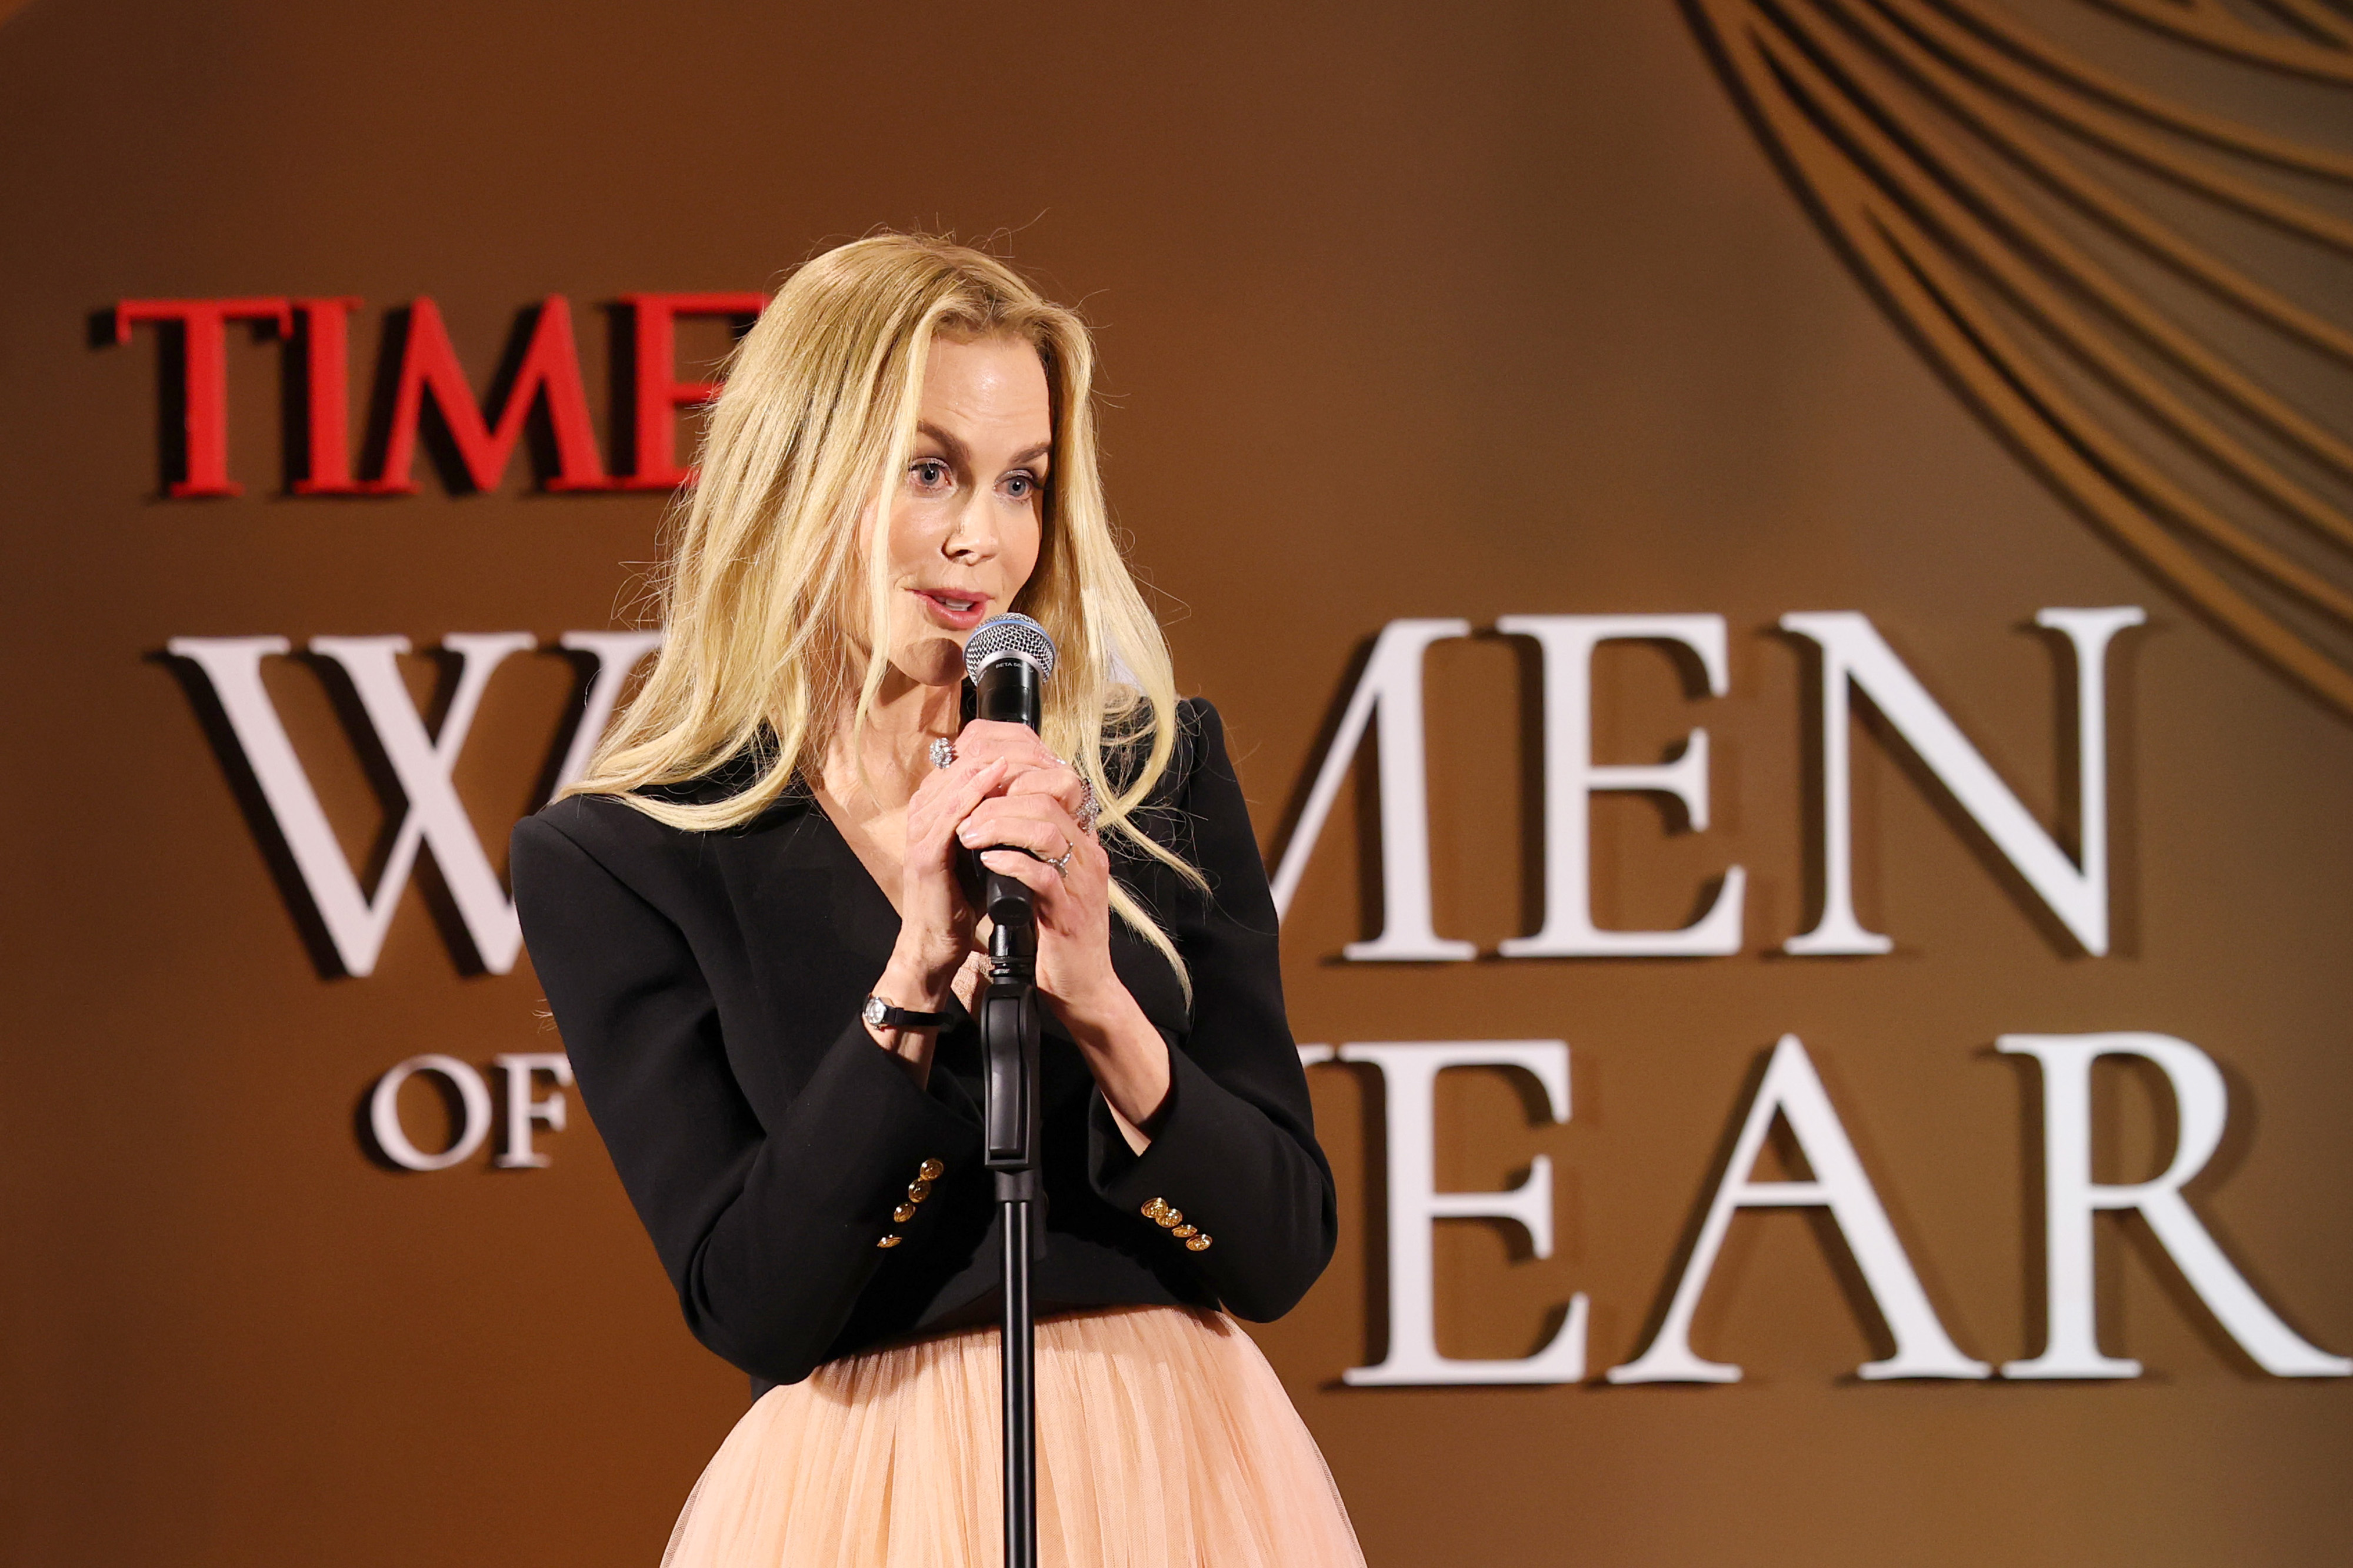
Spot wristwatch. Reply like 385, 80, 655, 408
862, 993, 954, 1032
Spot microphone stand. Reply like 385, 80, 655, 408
964, 637, 1052, 1568
978, 868, 1042, 1568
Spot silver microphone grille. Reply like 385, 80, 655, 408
964, 612, 1058, 683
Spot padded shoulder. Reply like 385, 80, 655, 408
1106, 695, 1217, 806
525, 789, 679, 863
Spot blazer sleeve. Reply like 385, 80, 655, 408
1085, 699, 1338, 1320
510, 811, 983, 1386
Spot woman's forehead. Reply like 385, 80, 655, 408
921, 336, 1051, 435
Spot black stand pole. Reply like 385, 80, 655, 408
979, 885, 1042, 1568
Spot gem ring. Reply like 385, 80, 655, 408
928, 737, 955, 769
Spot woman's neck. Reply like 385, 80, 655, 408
819, 668, 961, 814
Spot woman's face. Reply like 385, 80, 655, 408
869, 332, 1050, 690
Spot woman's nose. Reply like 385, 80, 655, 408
944, 492, 998, 561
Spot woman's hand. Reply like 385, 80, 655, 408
958, 760, 1172, 1145
958, 775, 1111, 1006
866, 750, 1013, 1080
868, 722, 1078, 1069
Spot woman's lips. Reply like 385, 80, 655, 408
913, 589, 990, 630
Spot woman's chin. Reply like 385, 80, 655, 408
888, 638, 972, 691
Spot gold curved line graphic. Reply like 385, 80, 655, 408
1873, 0, 2353, 250
1916, 0, 2353, 176
1689, 0, 2353, 717
2087, 0, 2353, 82
1774, 0, 2353, 529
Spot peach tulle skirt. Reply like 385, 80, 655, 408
661, 1305, 1365, 1568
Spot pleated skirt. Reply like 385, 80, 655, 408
661, 1305, 1365, 1568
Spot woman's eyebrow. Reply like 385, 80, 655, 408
915, 422, 971, 467
1008, 442, 1051, 468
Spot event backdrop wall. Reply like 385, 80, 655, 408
4, 2, 2349, 1565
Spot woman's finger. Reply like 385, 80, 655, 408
1005, 762, 1086, 814
979, 848, 1059, 898
957, 798, 1078, 856
911, 759, 1012, 854
950, 720, 1060, 771
962, 787, 1078, 831
914, 751, 1011, 811
959, 817, 1074, 865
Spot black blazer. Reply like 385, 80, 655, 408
509, 698, 1336, 1387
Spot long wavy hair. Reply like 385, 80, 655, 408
566, 233, 1199, 992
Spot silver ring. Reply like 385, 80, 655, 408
928, 737, 955, 770
1072, 769, 1099, 833
1048, 845, 1075, 878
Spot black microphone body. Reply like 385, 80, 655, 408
972, 645, 1043, 725
971, 652, 1045, 928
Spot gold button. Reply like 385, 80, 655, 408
876, 1234, 904, 1249
894, 1203, 918, 1223
1185, 1235, 1212, 1252
1156, 1207, 1183, 1228
918, 1159, 945, 1181
908, 1180, 932, 1203
1142, 1197, 1169, 1219
1171, 1224, 1197, 1238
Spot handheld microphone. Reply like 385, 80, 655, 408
963, 613, 1057, 1177
962, 613, 1058, 928
966, 610, 1055, 726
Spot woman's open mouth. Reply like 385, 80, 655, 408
913, 589, 990, 631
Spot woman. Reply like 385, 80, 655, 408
511, 235, 1364, 1567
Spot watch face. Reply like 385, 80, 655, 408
862, 995, 888, 1028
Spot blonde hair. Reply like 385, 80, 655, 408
568, 233, 1200, 992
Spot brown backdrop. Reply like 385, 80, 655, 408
4, 2, 2348, 1565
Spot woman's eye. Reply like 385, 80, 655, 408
1004, 472, 1042, 501
909, 459, 952, 491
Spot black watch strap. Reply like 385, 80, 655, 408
864, 993, 954, 1031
